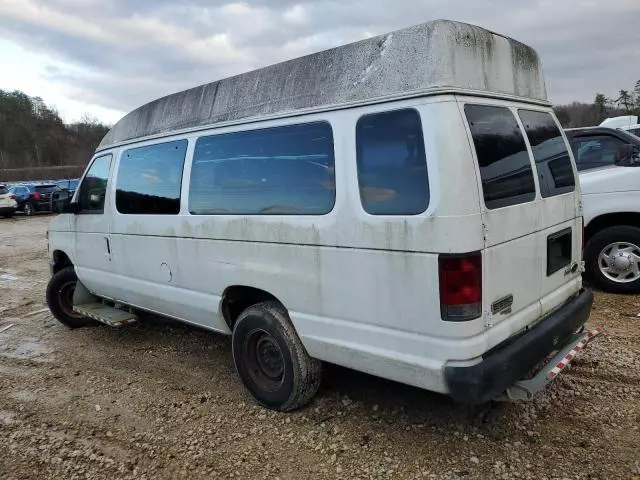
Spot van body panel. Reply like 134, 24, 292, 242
47, 93, 589, 401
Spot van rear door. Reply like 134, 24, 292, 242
461, 101, 581, 334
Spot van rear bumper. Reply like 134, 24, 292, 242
444, 289, 594, 405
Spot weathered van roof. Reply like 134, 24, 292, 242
99, 19, 547, 149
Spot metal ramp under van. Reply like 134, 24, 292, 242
72, 280, 138, 327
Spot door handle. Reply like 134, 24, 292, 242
105, 236, 111, 260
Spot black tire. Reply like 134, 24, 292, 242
584, 225, 640, 294
3, 213, 13, 219
46, 267, 97, 329
23, 202, 34, 216
232, 301, 322, 411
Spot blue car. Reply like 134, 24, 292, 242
9, 183, 58, 216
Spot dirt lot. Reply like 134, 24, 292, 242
0, 215, 638, 480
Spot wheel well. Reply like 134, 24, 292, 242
52, 250, 73, 274
585, 213, 640, 245
220, 286, 280, 330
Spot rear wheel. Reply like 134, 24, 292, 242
232, 301, 322, 411
46, 267, 97, 329
3, 212, 13, 218
585, 225, 640, 294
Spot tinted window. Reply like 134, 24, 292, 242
628, 127, 640, 138
77, 155, 112, 213
116, 140, 187, 215
0, 186, 7, 195
35, 185, 57, 194
190, 122, 335, 215
518, 110, 575, 197
356, 109, 429, 215
571, 135, 625, 171
465, 105, 535, 209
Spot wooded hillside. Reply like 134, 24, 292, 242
0, 89, 110, 181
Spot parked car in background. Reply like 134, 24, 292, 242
565, 127, 640, 293
0, 184, 18, 218
619, 124, 640, 138
9, 183, 58, 216
51, 178, 80, 213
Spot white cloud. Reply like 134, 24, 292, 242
0, 0, 637, 124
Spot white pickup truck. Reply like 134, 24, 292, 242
565, 127, 640, 293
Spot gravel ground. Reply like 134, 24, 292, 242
0, 215, 639, 480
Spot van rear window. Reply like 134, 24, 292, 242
190, 122, 335, 215
464, 105, 536, 210
518, 110, 575, 197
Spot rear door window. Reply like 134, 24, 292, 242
518, 110, 575, 197
356, 109, 429, 215
464, 105, 536, 209
571, 135, 626, 171
35, 185, 57, 194
0, 186, 7, 195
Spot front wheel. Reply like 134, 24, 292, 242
232, 302, 322, 411
584, 225, 640, 294
46, 267, 98, 329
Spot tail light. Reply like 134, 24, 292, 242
439, 252, 482, 322
9, 195, 15, 200
32, 192, 41, 201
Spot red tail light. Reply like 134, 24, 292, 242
9, 195, 15, 200
32, 192, 41, 201
439, 252, 482, 322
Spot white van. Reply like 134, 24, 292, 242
46, 20, 597, 411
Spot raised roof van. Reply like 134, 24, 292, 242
46, 20, 597, 411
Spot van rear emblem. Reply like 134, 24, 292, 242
491, 295, 514, 315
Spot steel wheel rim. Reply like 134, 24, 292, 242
244, 329, 285, 392
598, 241, 640, 283
24, 204, 33, 216
58, 280, 82, 318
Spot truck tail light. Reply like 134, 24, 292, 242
32, 192, 42, 201
439, 252, 482, 322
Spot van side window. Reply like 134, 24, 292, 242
356, 109, 429, 215
189, 122, 335, 215
464, 105, 536, 210
116, 139, 188, 215
518, 110, 575, 197
77, 154, 112, 213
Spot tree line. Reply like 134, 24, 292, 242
0, 89, 110, 180
1, 80, 639, 181
554, 80, 640, 128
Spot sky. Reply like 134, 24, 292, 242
0, 0, 638, 125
